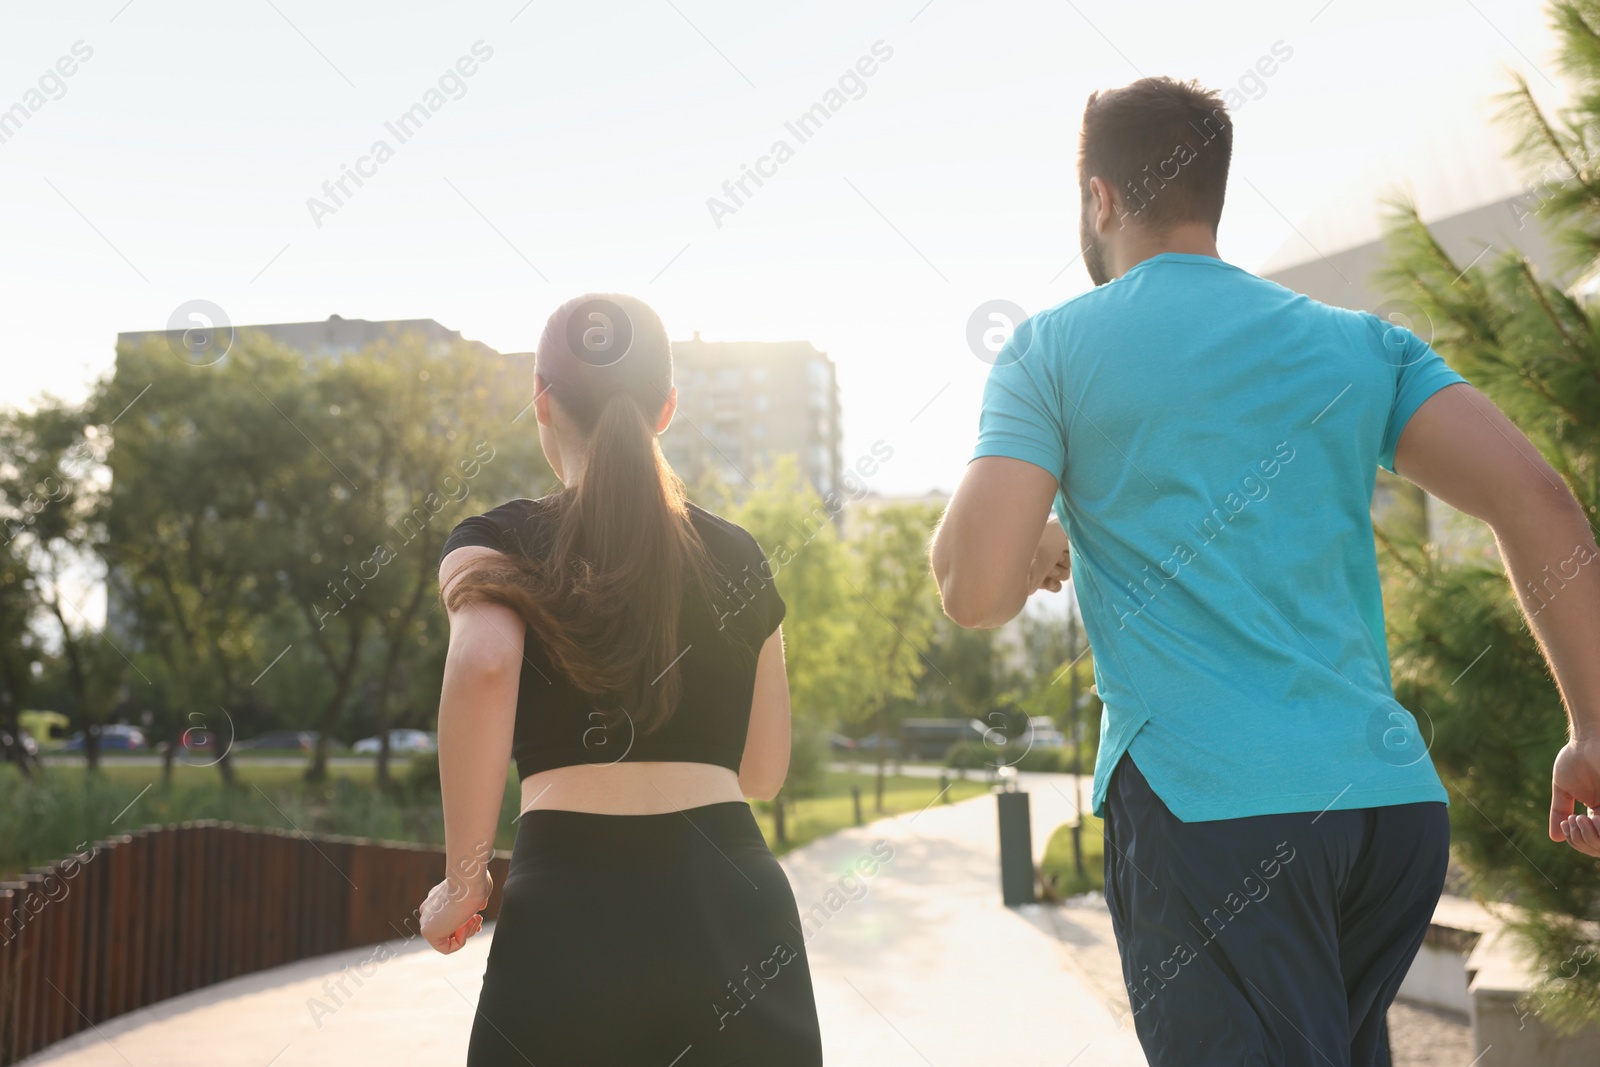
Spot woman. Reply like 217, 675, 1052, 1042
421, 293, 824, 1065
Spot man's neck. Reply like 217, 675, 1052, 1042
1112, 224, 1221, 279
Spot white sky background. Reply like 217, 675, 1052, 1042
0, 0, 1565, 505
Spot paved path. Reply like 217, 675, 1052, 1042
23, 779, 1144, 1066
787, 776, 1142, 1065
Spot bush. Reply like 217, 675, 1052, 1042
1038, 814, 1105, 899
945, 740, 1065, 773
407, 750, 441, 795
944, 739, 985, 770
1009, 746, 1062, 773
784, 716, 830, 800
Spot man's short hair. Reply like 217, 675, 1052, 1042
1078, 77, 1232, 232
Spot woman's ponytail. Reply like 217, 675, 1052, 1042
442, 294, 721, 735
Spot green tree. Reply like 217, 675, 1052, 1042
918, 620, 1001, 720
0, 401, 126, 770
1377, 0, 1600, 1026
840, 501, 945, 811
1007, 609, 1099, 876
96, 326, 546, 790
0, 523, 40, 776
254, 348, 388, 783
1007, 608, 1100, 763
318, 333, 545, 787
708, 457, 857, 799
99, 333, 333, 783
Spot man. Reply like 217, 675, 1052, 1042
930, 76, 1600, 1064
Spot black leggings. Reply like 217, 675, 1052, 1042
467, 801, 823, 1066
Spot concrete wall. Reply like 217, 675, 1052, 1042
1399, 941, 1472, 1016
1464, 926, 1600, 1066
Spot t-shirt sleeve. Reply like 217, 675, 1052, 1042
439, 513, 506, 567
970, 320, 1067, 481
1375, 321, 1469, 474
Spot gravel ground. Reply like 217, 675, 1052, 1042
1388, 1001, 1474, 1067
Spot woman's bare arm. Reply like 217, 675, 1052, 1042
737, 627, 790, 801
432, 546, 523, 923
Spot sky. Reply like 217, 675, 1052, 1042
0, 0, 1565, 500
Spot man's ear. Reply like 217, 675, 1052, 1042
655, 386, 678, 434
1089, 176, 1118, 234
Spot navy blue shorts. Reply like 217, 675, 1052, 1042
1103, 753, 1449, 1067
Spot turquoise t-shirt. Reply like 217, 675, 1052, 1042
974, 252, 1462, 822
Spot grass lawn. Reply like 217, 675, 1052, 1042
751, 770, 991, 857
0, 756, 470, 881
1038, 813, 1106, 898
41, 759, 383, 788
2, 761, 991, 876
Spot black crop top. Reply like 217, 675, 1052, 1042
438, 496, 785, 779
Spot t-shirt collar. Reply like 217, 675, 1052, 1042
1121, 251, 1231, 281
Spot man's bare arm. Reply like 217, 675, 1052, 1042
930, 456, 1063, 629
1392, 383, 1600, 848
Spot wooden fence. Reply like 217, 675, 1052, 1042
0, 821, 509, 1065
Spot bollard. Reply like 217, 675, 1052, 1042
851, 785, 862, 827
939, 773, 949, 800
996, 789, 1035, 906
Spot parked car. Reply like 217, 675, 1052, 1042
19, 710, 70, 745
352, 729, 436, 755
827, 733, 857, 753
179, 728, 220, 752
900, 718, 988, 761
240, 731, 319, 753
62, 724, 146, 751
1026, 717, 1068, 749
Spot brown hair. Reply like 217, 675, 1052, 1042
441, 293, 721, 735
1079, 76, 1232, 232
